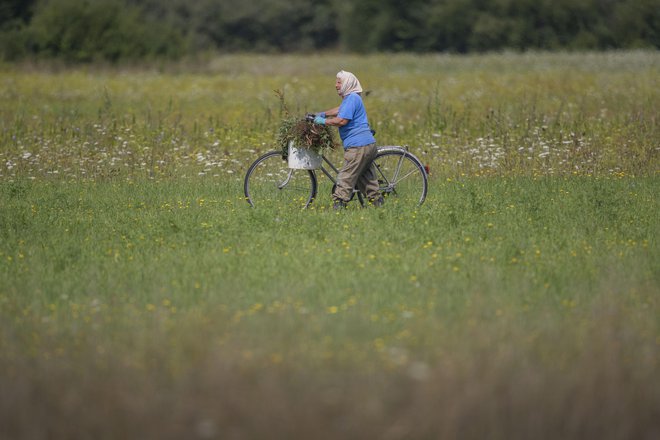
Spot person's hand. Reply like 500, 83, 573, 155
306, 112, 326, 122
313, 115, 326, 125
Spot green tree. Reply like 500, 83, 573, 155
1, 0, 658, 62
27, 0, 185, 62
610, 0, 659, 48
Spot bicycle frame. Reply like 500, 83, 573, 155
276, 154, 338, 191
317, 154, 340, 185
312, 145, 419, 194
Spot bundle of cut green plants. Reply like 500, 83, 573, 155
277, 117, 337, 158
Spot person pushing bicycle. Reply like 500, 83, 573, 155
312, 70, 384, 210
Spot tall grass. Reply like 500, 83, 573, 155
1, 52, 658, 438
1, 51, 658, 182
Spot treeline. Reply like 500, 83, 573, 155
1, 0, 658, 62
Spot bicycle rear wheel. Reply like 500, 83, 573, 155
372, 147, 428, 207
244, 151, 317, 208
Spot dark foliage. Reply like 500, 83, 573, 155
1, 0, 657, 62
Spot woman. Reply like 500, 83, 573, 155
313, 70, 383, 210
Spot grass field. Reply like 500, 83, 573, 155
1, 52, 659, 439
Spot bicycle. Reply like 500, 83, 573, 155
243, 117, 428, 209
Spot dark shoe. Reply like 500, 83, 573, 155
371, 196, 385, 207
333, 200, 347, 210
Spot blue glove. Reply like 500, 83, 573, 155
314, 115, 326, 125
317, 112, 326, 118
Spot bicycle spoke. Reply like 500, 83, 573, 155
391, 168, 419, 184
392, 152, 406, 183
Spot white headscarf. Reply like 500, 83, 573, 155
337, 70, 363, 97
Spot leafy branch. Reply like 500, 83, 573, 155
274, 89, 337, 156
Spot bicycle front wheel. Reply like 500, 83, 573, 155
373, 147, 428, 207
244, 151, 317, 208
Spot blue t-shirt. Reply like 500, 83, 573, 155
337, 93, 376, 148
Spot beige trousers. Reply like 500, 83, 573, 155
333, 143, 380, 202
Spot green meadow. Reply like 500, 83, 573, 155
1, 52, 658, 439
